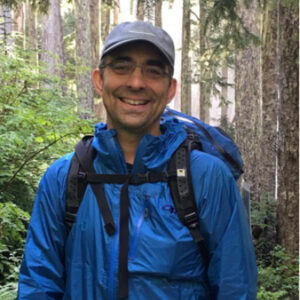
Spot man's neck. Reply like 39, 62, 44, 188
116, 130, 144, 164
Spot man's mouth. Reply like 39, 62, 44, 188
120, 98, 149, 105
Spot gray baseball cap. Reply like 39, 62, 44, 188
101, 21, 175, 73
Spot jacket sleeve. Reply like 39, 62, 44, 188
191, 152, 257, 300
18, 155, 71, 300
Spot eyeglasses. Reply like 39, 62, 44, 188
100, 60, 170, 80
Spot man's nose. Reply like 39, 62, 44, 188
125, 66, 146, 89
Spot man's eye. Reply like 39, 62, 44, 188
113, 62, 132, 72
145, 66, 163, 76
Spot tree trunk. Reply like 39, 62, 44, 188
113, 0, 119, 25
261, 1, 278, 199
90, 0, 100, 69
199, 0, 209, 122
13, 3, 24, 47
136, 0, 145, 21
155, 0, 162, 27
235, 0, 262, 202
41, 0, 65, 81
75, 0, 94, 118
181, 0, 191, 115
101, 4, 110, 45
276, 2, 299, 255
91, 0, 105, 120
24, 0, 37, 65
0, 5, 13, 48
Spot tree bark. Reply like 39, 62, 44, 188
113, 0, 119, 25
101, 3, 111, 45
181, 0, 191, 115
155, 0, 162, 27
136, 0, 145, 21
199, 0, 209, 122
90, 0, 100, 69
235, 0, 262, 202
75, 0, 94, 118
261, 1, 278, 199
13, 3, 24, 47
276, 1, 299, 255
0, 5, 13, 48
24, 0, 37, 65
41, 0, 65, 81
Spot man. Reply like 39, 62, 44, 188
18, 21, 257, 299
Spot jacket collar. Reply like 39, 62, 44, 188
92, 118, 187, 174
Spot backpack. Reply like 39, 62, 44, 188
65, 107, 244, 298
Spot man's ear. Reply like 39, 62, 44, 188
92, 69, 103, 96
167, 78, 177, 104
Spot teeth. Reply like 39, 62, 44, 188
122, 98, 148, 105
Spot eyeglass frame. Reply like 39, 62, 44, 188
99, 58, 172, 81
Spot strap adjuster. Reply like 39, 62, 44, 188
78, 171, 87, 181
183, 211, 199, 229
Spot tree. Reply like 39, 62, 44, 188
90, 0, 100, 69
24, 0, 37, 64
181, 0, 191, 114
75, 0, 93, 118
198, 0, 209, 122
155, 0, 162, 27
113, 0, 119, 25
0, 4, 13, 47
101, 2, 111, 44
260, 0, 278, 199
235, 0, 262, 202
12, 3, 24, 47
40, 0, 65, 82
276, 0, 299, 256
136, 0, 145, 20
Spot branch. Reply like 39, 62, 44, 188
190, 9, 200, 21
0, 132, 76, 194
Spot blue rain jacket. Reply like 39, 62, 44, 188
18, 118, 257, 299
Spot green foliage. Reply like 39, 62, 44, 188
251, 194, 299, 299
251, 193, 277, 265
0, 281, 18, 300
0, 0, 49, 13
0, 202, 29, 286
257, 246, 299, 299
0, 46, 94, 212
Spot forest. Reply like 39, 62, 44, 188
0, 0, 298, 299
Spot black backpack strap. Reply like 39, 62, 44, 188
65, 152, 82, 234
65, 136, 116, 236
167, 136, 210, 269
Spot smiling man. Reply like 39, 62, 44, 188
92, 41, 176, 163
18, 21, 257, 299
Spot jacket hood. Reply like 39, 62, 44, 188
92, 118, 187, 174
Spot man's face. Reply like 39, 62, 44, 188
92, 42, 177, 136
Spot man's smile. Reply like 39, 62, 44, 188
119, 97, 150, 106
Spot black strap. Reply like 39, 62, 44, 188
119, 178, 130, 298
167, 138, 210, 269
65, 136, 117, 236
65, 153, 81, 234
66, 134, 209, 298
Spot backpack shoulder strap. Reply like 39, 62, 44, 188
167, 133, 210, 268
65, 136, 94, 234
65, 136, 116, 236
